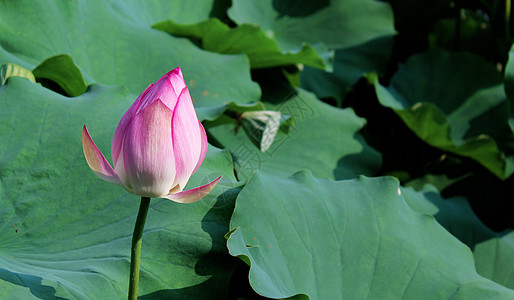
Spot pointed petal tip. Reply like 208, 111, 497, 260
82, 125, 93, 146
170, 66, 182, 76
168, 69, 187, 97
82, 125, 125, 188
161, 67, 183, 82
82, 124, 90, 137
162, 176, 221, 204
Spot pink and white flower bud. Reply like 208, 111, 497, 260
82, 67, 220, 203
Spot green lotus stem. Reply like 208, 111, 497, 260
128, 196, 151, 300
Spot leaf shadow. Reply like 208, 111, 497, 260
333, 131, 382, 180
140, 186, 242, 299
272, 0, 330, 18
423, 191, 510, 249
138, 277, 226, 300
0, 268, 66, 300
196, 185, 240, 277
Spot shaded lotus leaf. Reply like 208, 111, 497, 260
153, 18, 328, 70
401, 184, 514, 289
32, 54, 88, 97
367, 49, 514, 179
503, 43, 514, 142
505, 43, 514, 108
405, 173, 471, 192
300, 35, 394, 104
228, 0, 395, 52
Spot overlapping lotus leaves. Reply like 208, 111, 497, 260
0, 77, 242, 299
0, 0, 260, 120
32, 55, 88, 97
503, 43, 514, 131
368, 49, 514, 179
401, 184, 514, 289
208, 88, 382, 180
227, 171, 514, 299
153, 18, 328, 70
1, 0, 513, 299
228, 0, 395, 51
300, 36, 394, 104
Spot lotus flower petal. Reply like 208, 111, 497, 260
112, 83, 153, 166
121, 99, 176, 197
172, 87, 203, 191
82, 125, 124, 188
192, 120, 208, 175
162, 176, 221, 203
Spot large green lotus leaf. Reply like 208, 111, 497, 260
401, 185, 514, 289
112, 0, 215, 25
227, 172, 514, 299
0, 77, 243, 299
367, 49, 514, 179
208, 88, 381, 180
228, 0, 395, 52
0, 0, 260, 119
153, 18, 327, 70
300, 36, 394, 105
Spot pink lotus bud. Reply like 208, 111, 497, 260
82, 67, 220, 203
